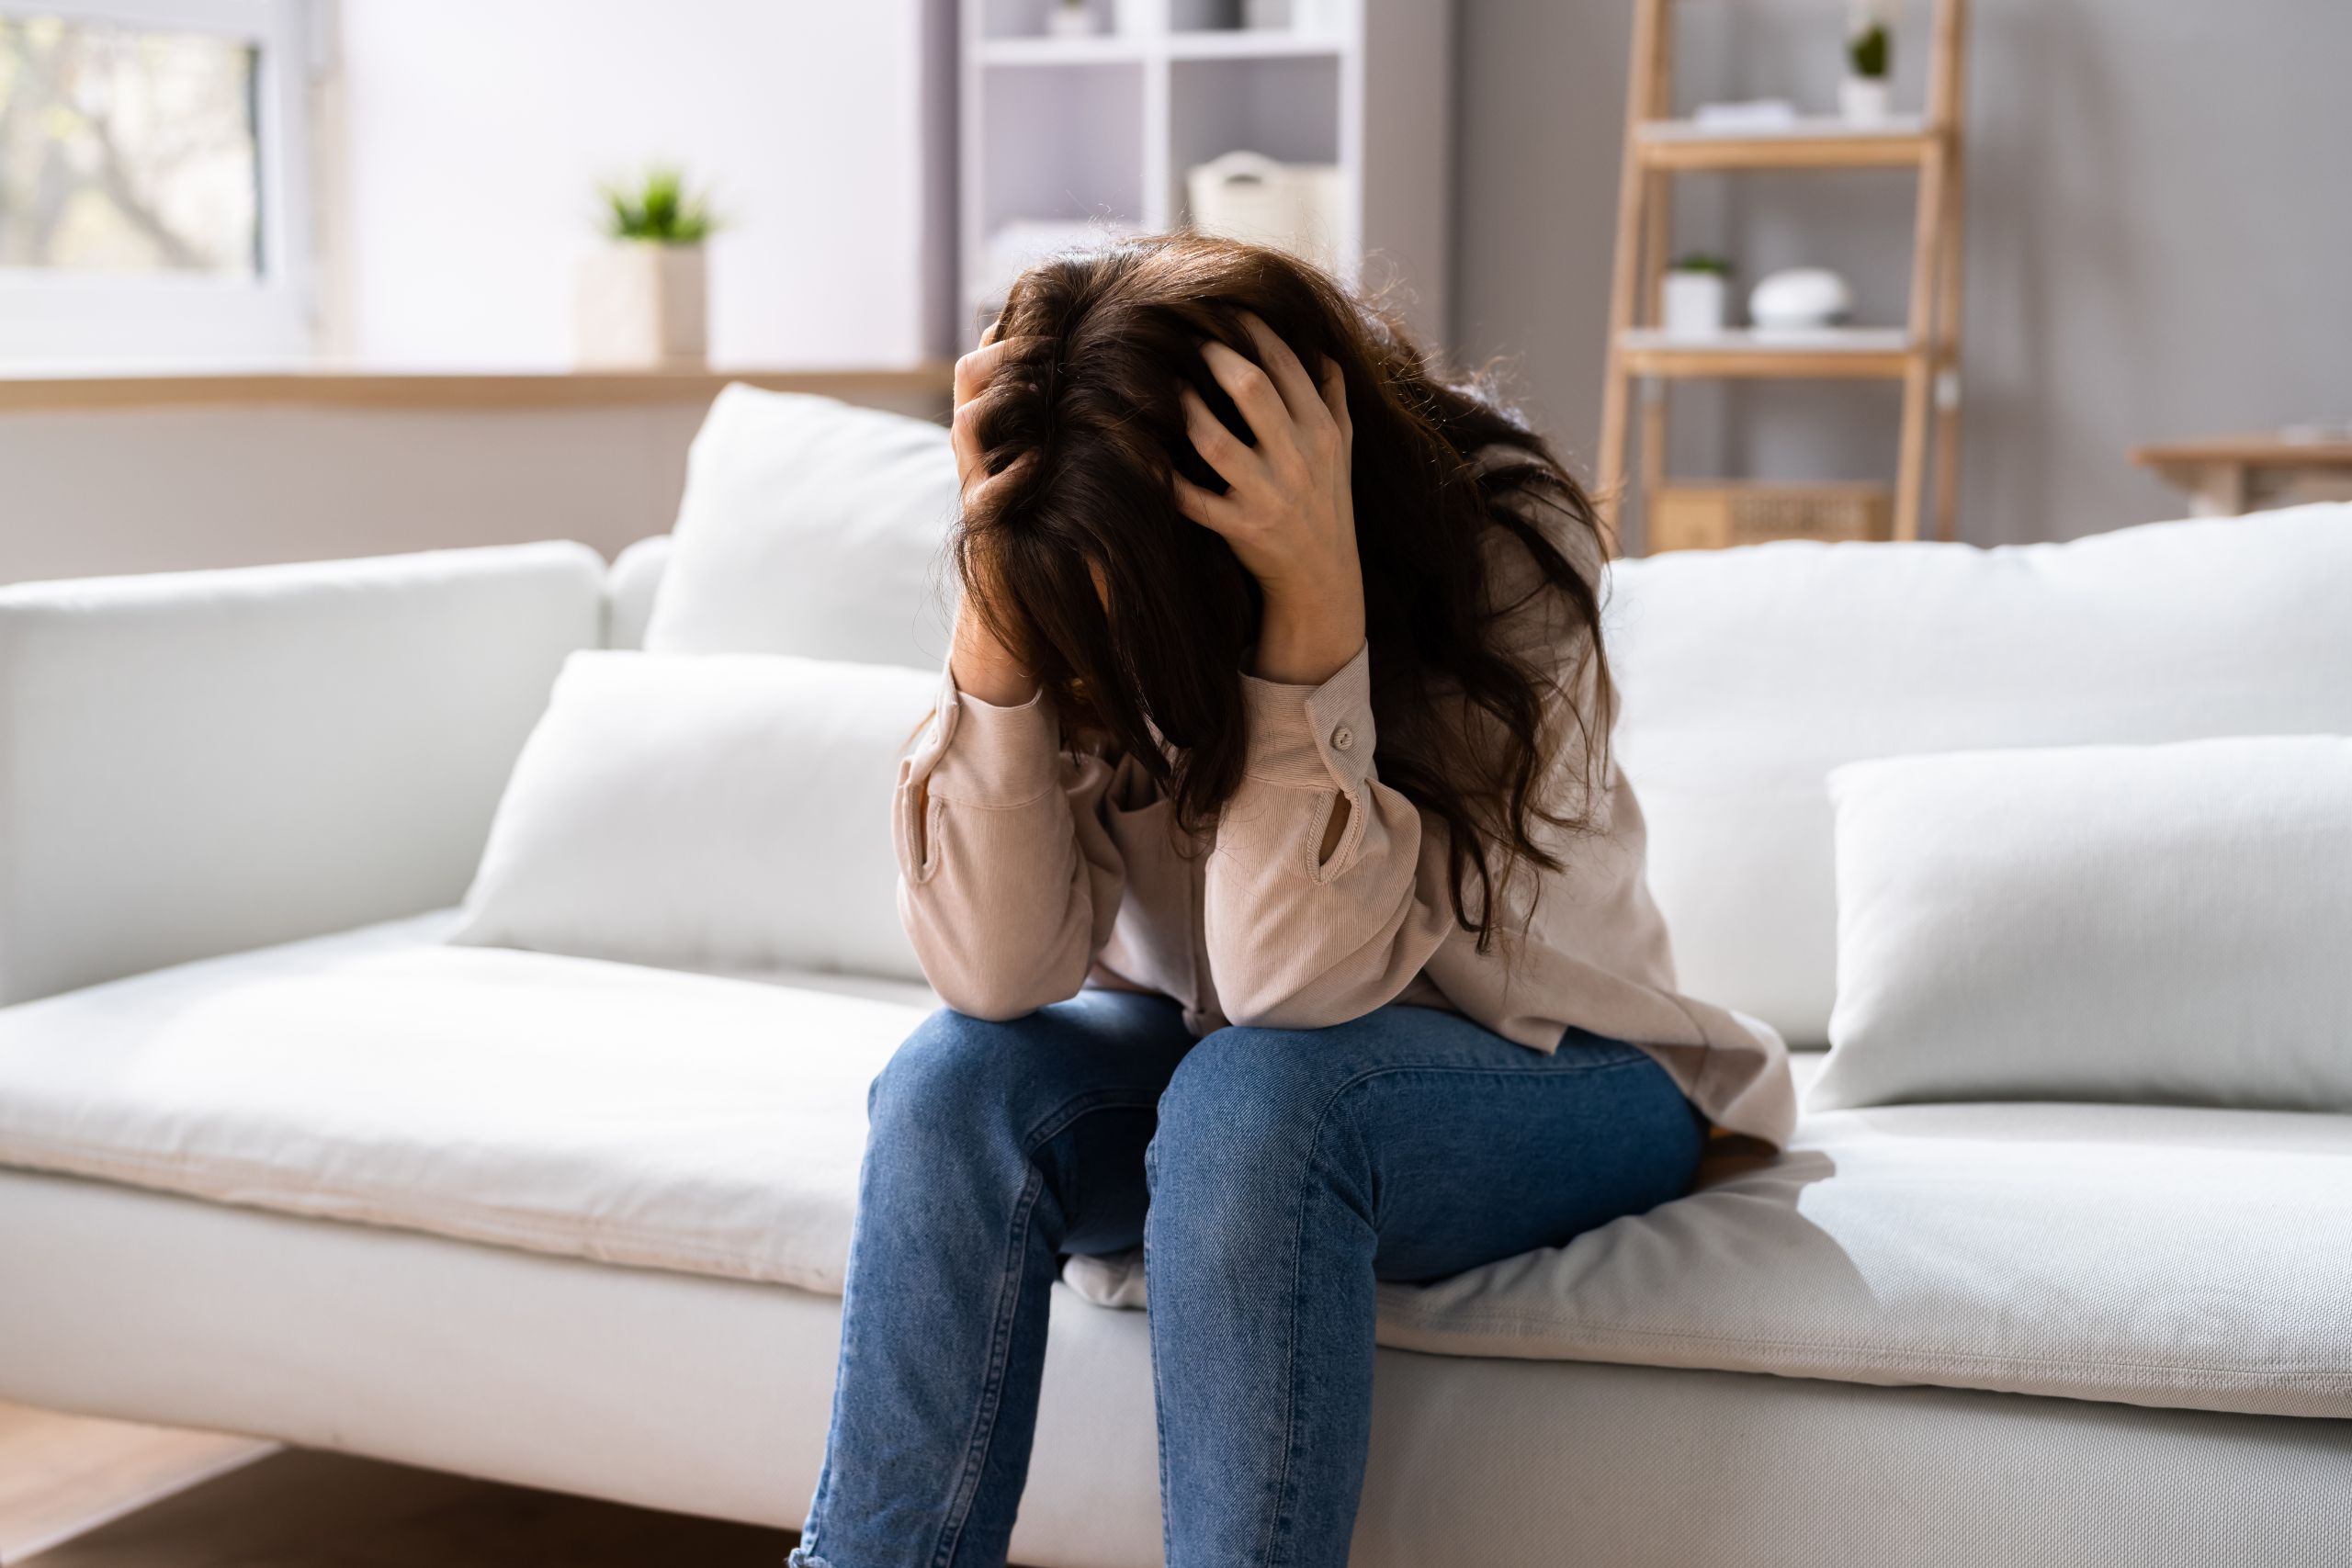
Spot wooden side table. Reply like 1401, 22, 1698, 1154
2132, 434, 2352, 517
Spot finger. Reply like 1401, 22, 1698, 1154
959, 446, 1038, 520
1317, 356, 1351, 442
1171, 473, 1245, 536
1182, 384, 1267, 492
951, 397, 984, 483
953, 333, 1038, 411
1235, 311, 1325, 425
953, 334, 1041, 488
1198, 338, 1293, 451
979, 318, 1000, 348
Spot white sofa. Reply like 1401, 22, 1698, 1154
5, 505, 2352, 1566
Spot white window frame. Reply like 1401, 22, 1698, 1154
0, 0, 320, 367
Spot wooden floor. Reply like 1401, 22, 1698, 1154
0, 1405, 273, 1565
0, 1404, 794, 1566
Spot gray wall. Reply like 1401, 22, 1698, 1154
0, 405, 705, 585
1451, 0, 2352, 546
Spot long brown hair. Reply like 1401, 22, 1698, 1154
957, 232, 1612, 951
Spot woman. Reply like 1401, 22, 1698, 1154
792, 234, 1793, 1568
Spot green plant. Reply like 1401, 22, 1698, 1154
1848, 21, 1891, 79
1671, 253, 1732, 276
600, 166, 717, 244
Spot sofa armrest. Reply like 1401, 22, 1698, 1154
0, 542, 602, 1006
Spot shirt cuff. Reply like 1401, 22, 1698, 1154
1238, 641, 1375, 791
922, 660, 1064, 805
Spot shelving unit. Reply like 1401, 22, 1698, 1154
1634, 115, 1930, 170
1597, 0, 1971, 549
956, 0, 1451, 349
1616, 326, 1914, 378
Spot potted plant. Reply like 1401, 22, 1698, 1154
1662, 253, 1732, 339
1840, 1, 1894, 123
1046, 0, 1101, 38
575, 167, 718, 369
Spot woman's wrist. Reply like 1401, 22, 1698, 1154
952, 641, 1040, 707
951, 604, 1040, 707
1252, 586, 1365, 687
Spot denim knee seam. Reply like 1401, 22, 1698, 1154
931, 1161, 1045, 1568
1253, 1050, 1678, 1565
1261, 1066, 1388, 1567
927, 1087, 1169, 1567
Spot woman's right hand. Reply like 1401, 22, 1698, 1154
948, 324, 1043, 706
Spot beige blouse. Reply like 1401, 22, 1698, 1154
892, 524, 1796, 1150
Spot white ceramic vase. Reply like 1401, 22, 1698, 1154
1749, 267, 1855, 333
575, 242, 708, 370
1838, 75, 1892, 124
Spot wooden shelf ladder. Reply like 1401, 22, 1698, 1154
1595, 0, 1971, 547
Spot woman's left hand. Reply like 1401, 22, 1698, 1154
1175, 313, 1365, 687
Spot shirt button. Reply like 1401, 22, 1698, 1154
1330, 725, 1356, 752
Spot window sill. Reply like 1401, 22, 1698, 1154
0, 364, 955, 414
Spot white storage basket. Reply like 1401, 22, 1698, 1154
1185, 151, 1342, 270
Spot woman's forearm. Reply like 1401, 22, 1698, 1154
896, 676, 1123, 1019
1202, 647, 1452, 1028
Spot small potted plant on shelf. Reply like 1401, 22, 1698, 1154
1047, 0, 1101, 38
1662, 254, 1732, 339
575, 166, 718, 369
1840, 1, 1894, 124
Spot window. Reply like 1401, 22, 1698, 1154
0, 0, 317, 366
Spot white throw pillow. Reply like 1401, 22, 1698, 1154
641, 385, 958, 667
450, 650, 936, 981
1812, 735, 2352, 1112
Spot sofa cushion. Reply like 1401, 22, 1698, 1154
1604, 503, 2352, 1045
1369, 1094, 2352, 1419
641, 386, 957, 667
1071, 1077, 2352, 1420
450, 650, 934, 982
4, 929, 2348, 1421
0, 914, 923, 1293
1816, 735, 2352, 1112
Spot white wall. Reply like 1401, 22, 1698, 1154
330, 0, 951, 368
1451, 0, 2352, 547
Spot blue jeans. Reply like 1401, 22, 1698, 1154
791, 991, 1707, 1568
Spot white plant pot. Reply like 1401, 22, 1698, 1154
1661, 271, 1728, 339
1839, 75, 1892, 124
1113, 0, 1165, 34
575, 243, 708, 370
1291, 0, 1346, 33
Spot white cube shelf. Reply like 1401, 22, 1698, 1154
958, 0, 1452, 346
